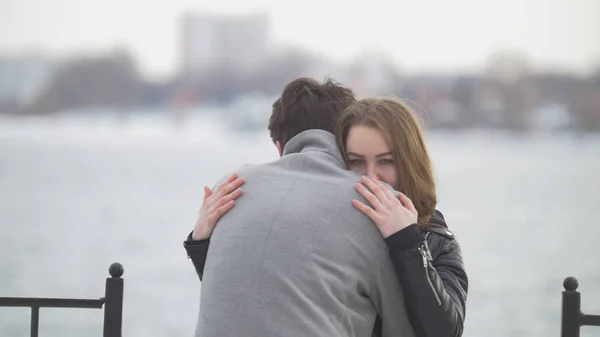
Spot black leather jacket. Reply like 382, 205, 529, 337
184, 210, 468, 337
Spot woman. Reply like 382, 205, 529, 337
335, 97, 468, 337
185, 97, 468, 337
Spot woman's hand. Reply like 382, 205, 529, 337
192, 173, 245, 240
352, 176, 418, 238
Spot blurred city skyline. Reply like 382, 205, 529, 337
1, 0, 599, 133
1, 0, 599, 80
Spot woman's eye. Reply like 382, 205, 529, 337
349, 159, 364, 165
379, 159, 394, 165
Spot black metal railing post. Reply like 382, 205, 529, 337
562, 276, 600, 337
30, 305, 39, 337
0, 262, 124, 337
103, 263, 124, 337
562, 277, 581, 337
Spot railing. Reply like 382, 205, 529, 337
0, 262, 124, 337
3, 266, 598, 337
562, 276, 600, 337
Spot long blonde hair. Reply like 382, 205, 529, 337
335, 97, 437, 225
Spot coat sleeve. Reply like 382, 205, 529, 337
371, 251, 418, 337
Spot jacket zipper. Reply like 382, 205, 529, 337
419, 233, 442, 306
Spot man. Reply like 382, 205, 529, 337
184, 77, 416, 337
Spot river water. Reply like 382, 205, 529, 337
1, 113, 599, 337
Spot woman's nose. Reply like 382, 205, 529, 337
366, 166, 379, 180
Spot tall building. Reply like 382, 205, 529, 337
0, 54, 57, 110
181, 12, 270, 75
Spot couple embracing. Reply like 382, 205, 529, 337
184, 77, 468, 337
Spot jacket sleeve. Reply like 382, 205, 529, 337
385, 225, 468, 337
183, 231, 211, 281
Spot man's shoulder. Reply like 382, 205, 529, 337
212, 163, 259, 188
229, 155, 364, 202
235, 162, 258, 174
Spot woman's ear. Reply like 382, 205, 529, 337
276, 140, 283, 157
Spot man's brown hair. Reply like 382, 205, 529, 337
268, 77, 356, 146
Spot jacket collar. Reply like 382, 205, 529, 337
429, 209, 448, 228
283, 130, 345, 166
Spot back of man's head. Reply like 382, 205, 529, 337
268, 77, 356, 146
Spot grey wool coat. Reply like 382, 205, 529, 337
195, 130, 416, 337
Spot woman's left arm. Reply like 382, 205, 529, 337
184, 173, 245, 282
183, 233, 210, 281
353, 177, 468, 336
386, 225, 468, 337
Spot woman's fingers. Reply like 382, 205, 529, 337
215, 173, 238, 193
220, 173, 238, 187
352, 199, 379, 220
203, 186, 212, 200
360, 176, 390, 205
195, 174, 241, 240
217, 177, 245, 198
355, 183, 384, 211
398, 192, 416, 212
211, 200, 236, 221
210, 188, 243, 211
373, 179, 398, 203
205, 189, 242, 225
206, 175, 244, 208
353, 178, 419, 238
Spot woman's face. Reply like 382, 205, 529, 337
345, 125, 398, 189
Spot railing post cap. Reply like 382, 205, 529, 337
563, 276, 578, 291
109, 262, 124, 278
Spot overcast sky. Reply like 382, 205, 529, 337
1, 0, 599, 79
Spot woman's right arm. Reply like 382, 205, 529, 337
184, 173, 244, 281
